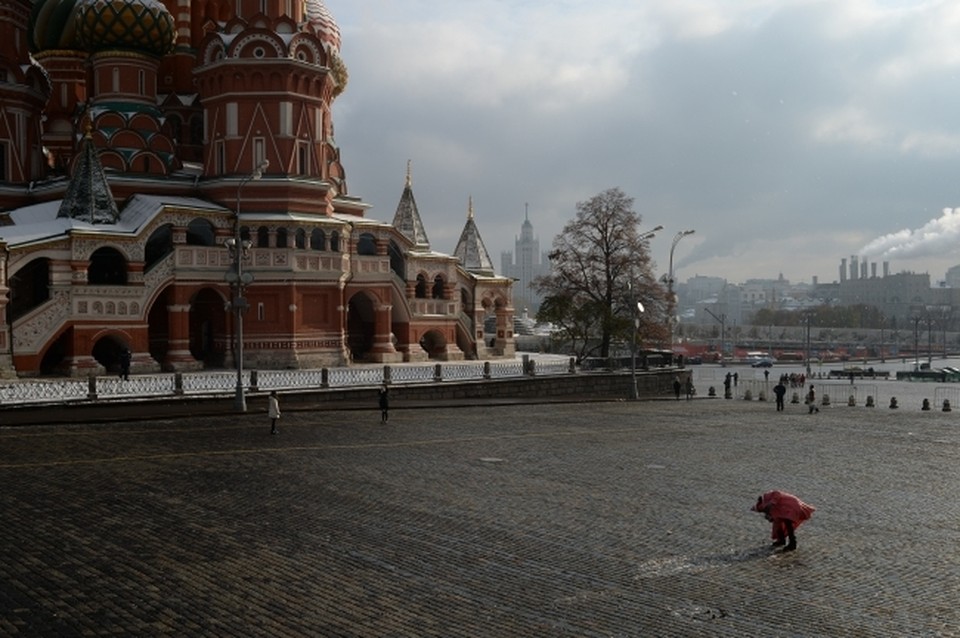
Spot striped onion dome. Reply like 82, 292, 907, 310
304, 0, 341, 52
75, 0, 175, 56
29, 0, 84, 52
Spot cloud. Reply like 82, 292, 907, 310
332, 0, 960, 285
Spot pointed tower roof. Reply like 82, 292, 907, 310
454, 196, 496, 276
391, 160, 430, 250
57, 130, 120, 223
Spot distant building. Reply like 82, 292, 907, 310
501, 207, 551, 313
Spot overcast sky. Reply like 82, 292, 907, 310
329, 0, 960, 286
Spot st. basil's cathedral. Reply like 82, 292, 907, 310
0, 0, 515, 376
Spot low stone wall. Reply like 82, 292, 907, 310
0, 368, 688, 426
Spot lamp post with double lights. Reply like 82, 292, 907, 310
225, 159, 268, 412
667, 229, 695, 362
628, 225, 662, 399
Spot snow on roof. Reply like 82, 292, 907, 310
1, 195, 227, 247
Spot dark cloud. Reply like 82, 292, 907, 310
332, 0, 960, 284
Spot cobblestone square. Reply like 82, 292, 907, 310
2, 396, 959, 636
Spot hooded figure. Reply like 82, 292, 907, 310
751, 490, 815, 551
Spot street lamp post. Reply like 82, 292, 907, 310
627, 225, 661, 400
631, 300, 645, 400
667, 229, 695, 362
225, 160, 268, 412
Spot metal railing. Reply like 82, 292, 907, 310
0, 355, 579, 406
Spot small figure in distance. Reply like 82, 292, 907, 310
378, 385, 389, 423
806, 384, 819, 413
268, 390, 281, 434
119, 348, 132, 381
773, 379, 787, 412
751, 490, 815, 552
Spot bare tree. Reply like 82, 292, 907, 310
534, 188, 666, 360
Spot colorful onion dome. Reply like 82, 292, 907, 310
29, 0, 84, 52
75, 0, 176, 56
304, 0, 341, 52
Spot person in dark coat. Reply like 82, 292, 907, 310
673, 376, 682, 400
119, 349, 132, 381
378, 385, 389, 422
773, 381, 787, 411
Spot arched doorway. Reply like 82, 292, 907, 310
189, 288, 227, 367
91, 333, 130, 374
347, 292, 376, 362
147, 287, 172, 368
419, 330, 447, 359
39, 329, 70, 375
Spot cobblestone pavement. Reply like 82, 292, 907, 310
2, 397, 960, 637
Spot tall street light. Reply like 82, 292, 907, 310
225, 159, 268, 412
667, 229, 695, 362
631, 300, 645, 399
628, 225, 661, 399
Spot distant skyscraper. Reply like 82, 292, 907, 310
501, 205, 551, 312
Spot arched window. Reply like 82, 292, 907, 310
357, 232, 377, 256
311, 228, 325, 250
330, 230, 340, 252
257, 226, 269, 248
389, 241, 405, 279
295, 228, 306, 249
8, 258, 51, 321
186, 218, 216, 246
415, 274, 428, 299
276, 227, 288, 248
240, 226, 251, 243
145, 224, 173, 271
432, 275, 445, 299
88, 247, 128, 285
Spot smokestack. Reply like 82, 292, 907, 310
840, 258, 847, 283
883, 261, 889, 277
871, 262, 877, 278
850, 255, 858, 280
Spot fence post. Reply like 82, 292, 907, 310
483, 361, 491, 379
434, 363, 442, 382
522, 354, 531, 375
568, 357, 577, 374
250, 370, 259, 392
321, 368, 330, 389
174, 372, 184, 395
384, 365, 392, 385
87, 375, 98, 400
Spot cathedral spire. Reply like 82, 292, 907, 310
454, 197, 495, 276
57, 129, 120, 224
392, 161, 430, 250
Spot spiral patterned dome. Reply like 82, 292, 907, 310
75, 0, 176, 56
29, 0, 84, 52
304, 0, 341, 52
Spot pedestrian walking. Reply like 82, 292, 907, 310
773, 380, 787, 412
685, 376, 695, 400
673, 376, 682, 400
119, 348, 132, 381
751, 490, 816, 551
806, 384, 819, 413
268, 391, 281, 434
378, 385, 389, 422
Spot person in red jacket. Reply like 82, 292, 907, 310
751, 490, 816, 551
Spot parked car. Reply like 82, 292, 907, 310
751, 358, 775, 368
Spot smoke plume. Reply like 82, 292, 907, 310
860, 208, 960, 259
